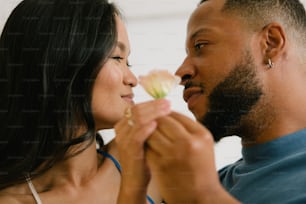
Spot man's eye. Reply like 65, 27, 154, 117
194, 43, 205, 50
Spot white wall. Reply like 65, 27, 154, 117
1, 0, 305, 169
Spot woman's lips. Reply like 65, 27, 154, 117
122, 94, 134, 105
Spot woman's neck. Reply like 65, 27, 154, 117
33, 142, 101, 191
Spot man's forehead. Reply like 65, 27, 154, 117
187, 0, 235, 36
198, 0, 227, 7
188, 28, 214, 40
187, 6, 222, 37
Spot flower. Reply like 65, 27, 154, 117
138, 69, 181, 99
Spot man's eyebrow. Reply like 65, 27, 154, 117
190, 28, 212, 41
185, 28, 212, 54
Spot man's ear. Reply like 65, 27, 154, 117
259, 22, 286, 63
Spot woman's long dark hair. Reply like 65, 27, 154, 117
0, 0, 119, 189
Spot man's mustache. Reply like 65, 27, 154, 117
184, 80, 205, 91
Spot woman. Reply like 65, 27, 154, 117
0, 0, 170, 203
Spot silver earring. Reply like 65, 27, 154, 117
268, 59, 274, 68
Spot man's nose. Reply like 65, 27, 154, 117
175, 58, 195, 86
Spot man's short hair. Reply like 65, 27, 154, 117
199, 0, 306, 59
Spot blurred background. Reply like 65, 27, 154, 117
1, 0, 305, 169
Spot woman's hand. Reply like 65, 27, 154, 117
114, 99, 171, 203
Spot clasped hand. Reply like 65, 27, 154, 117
114, 99, 222, 203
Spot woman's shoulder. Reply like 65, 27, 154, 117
0, 185, 33, 204
0, 193, 23, 204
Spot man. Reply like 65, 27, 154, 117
144, 0, 306, 203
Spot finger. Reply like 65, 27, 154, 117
128, 121, 157, 143
116, 121, 157, 147
130, 99, 171, 126
156, 112, 211, 142
155, 115, 190, 142
146, 147, 159, 169
146, 129, 171, 156
168, 112, 206, 134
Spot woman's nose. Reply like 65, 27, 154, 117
124, 68, 138, 87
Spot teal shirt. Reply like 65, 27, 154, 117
219, 129, 306, 204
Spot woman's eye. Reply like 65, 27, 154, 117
111, 56, 123, 62
111, 56, 132, 68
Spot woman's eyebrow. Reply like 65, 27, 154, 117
116, 41, 130, 54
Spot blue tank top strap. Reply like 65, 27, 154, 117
146, 194, 155, 204
97, 149, 155, 204
97, 149, 122, 172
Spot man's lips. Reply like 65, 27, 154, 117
183, 87, 203, 103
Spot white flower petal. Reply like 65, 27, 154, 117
139, 69, 181, 99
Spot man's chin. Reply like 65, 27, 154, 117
195, 119, 222, 143
193, 111, 206, 123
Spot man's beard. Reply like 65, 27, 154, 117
201, 51, 263, 142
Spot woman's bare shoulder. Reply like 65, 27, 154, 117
0, 188, 31, 204
0, 193, 20, 204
